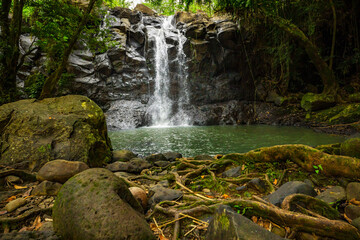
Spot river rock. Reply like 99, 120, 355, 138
316, 186, 346, 205
53, 168, 155, 240
347, 182, 360, 201
222, 166, 242, 178
32, 180, 62, 196
301, 93, 336, 111
163, 152, 182, 161
5, 198, 27, 212
145, 153, 167, 163
37, 160, 89, 183
345, 205, 360, 220
265, 181, 317, 206
106, 158, 152, 173
154, 161, 171, 168
0, 95, 112, 171
129, 187, 148, 209
205, 205, 285, 240
148, 185, 183, 206
112, 149, 137, 162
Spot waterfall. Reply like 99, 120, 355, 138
146, 16, 191, 127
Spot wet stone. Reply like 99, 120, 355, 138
345, 205, 360, 220
222, 166, 241, 178
316, 186, 346, 205
346, 182, 360, 201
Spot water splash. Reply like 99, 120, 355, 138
146, 16, 191, 127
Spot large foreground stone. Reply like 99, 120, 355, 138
53, 168, 156, 240
0, 95, 112, 171
205, 205, 284, 240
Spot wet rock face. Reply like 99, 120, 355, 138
0, 95, 112, 171
19, 9, 253, 130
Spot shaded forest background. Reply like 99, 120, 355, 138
0, 0, 359, 108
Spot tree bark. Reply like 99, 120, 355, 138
267, 14, 338, 95
38, 0, 96, 100
0, 0, 24, 104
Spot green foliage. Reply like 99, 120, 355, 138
25, 72, 46, 98
144, 0, 213, 16
104, 0, 130, 8
313, 164, 323, 174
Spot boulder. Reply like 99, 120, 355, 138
300, 93, 336, 111
316, 186, 346, 205
0, 95, 112, 171
148, 185, 183, 206
163, 152, 182, 161
134, 4, 156, 16
32, 180, 62, 196
106, 158, 151, 173
222, 166, 242, 178
345, 205, 360, 220
112, 149, 137, 162
347, 182, 360, 201
205, 205, 285, 240
53, 168, 155, 240
37, 160, 89, 183
145, 153, 167, 163
340, 138, 360, 159
265, 181, 317, 206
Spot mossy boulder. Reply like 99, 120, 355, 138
311, 103, 360, 124
341, 138, 360, 159
0, 95, 112, 171
301, 93, 336, 112
53, 168, 155, 240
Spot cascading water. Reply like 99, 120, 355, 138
146, 16, 191, 127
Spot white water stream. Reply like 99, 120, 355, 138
146, 16, 191, 127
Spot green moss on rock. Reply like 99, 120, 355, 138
301, 93, 336, 112
0, 95, 112, 171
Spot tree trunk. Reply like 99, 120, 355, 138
267, 14, 338, 95
0, 0, 24, 104
39, 0, 96, 100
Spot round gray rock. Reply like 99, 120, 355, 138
37, 160, 89, 183
53, 168, 156, 240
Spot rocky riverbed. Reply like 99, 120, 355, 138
1, 96, 360, 239
1, 142, 360, 239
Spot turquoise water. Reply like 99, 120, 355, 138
108, 125, 346, 157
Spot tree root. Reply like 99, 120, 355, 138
0, 207, 52, 231
222, 144, 360, 179
150, 197, 360, 240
